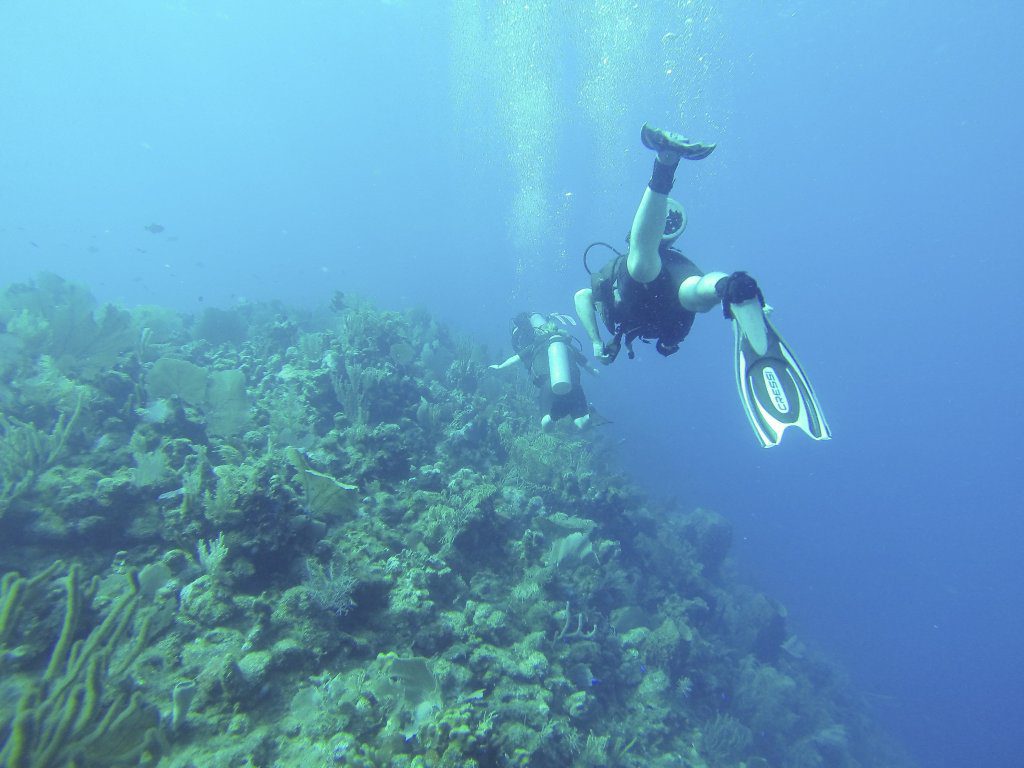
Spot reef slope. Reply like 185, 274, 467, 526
0, 274, 912, 768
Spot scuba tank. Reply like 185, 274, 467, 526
547, 338, 572, 395
527, 313, 572, 395
513, 312, 576, 395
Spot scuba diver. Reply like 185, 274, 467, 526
574, 123, 830, 447
490, 312, 598, 431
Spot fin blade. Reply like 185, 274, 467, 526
734, 317, 831, 447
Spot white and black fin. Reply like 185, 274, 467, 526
734, 316, 831, 448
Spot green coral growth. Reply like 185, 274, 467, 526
0, 275, 916, 768
0, 395, 81, 515
0, 565, 162, 767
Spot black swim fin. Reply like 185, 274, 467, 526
640, 123, 716, 160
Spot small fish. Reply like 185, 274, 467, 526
144, 223, 165, 234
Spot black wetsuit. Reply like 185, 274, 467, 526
591, 245, 703, 358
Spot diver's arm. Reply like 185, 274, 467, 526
488, 354, 521, 371
574, 288, 606, 359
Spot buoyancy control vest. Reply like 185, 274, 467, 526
591, 246, 703, 358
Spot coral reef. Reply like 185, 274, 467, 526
0, 274, 914, 767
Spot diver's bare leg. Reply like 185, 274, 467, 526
720, 272, 770, 353
678, 272, 729, 312
627, 124, 715, 284
627, 151, 679, 284
681, 271, 769, 354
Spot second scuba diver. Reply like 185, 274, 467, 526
490, 312, 598, 431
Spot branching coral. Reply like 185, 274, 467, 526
0, 565, 162, 768
0, 394, 81, 514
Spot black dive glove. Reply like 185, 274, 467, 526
716, 271, 764, 319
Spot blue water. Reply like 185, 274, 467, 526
2, 2, 1021, 766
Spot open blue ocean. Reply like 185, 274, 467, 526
2, 2, 1021, 766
